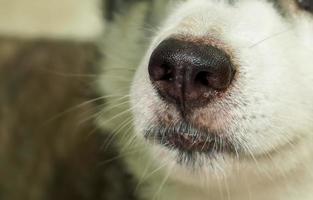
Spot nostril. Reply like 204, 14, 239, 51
194, 66, 234, 91
160, 62, 174, 81
195, 71, 213, 87
149, 60, 175, 82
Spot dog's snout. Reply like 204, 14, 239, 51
148, 38, 235, 107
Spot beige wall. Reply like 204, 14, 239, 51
0, 0, 104, 40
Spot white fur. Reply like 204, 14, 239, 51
0, 0, 104, 40
128, 0, 313, 199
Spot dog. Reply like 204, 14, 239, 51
1, 0, 312, 199
99, 0, 313, 199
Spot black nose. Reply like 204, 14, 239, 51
148, 38, 235, 108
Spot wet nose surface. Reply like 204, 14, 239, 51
148, 38, 235, 109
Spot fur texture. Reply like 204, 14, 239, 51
1, 0, 313, 199
100, 0, 313, 199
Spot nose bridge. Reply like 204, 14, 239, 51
168, 44, 202, 104
173, 2, 227, 36
173, 63, 187, 109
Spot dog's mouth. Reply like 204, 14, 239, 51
144, 122, 237, 156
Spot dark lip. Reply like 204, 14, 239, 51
144, 122, 236, 155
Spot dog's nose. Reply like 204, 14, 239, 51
148, 38, 235, 108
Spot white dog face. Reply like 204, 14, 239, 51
130, 0, 313, 176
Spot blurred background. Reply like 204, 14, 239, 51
0, 0, 137, 199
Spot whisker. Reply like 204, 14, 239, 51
97, 147, 142, 166
101, 117, 134, 151
78, 98, 131, 125
40, 95, 125, 126
36, 68, 99, 78
135, 152, 157, 192
152, 163, 173, 200
242, 142, 274, 181
104, 67, 136, 72
119, 124, 137, 152
97, 103, 136, 126
139, 157, 170, 186
248, 27, 293, 48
